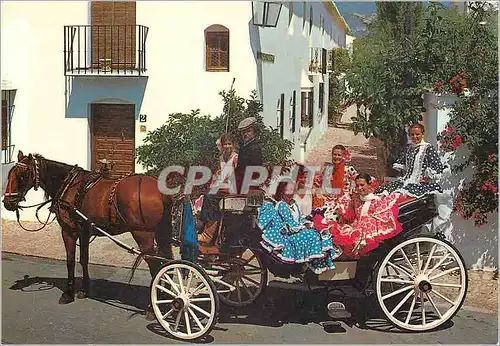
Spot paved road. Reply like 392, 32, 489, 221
2, 253, 498, 344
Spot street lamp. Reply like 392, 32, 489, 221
252, 1, 282, 28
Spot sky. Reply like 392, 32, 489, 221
335, 1, 467, 37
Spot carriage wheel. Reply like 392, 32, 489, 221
215, 248, 268, 308
150, 260, 219, 341
375, 235, 468, 332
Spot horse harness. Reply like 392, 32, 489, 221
13, 157, 132, 232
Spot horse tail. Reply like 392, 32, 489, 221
155, 194, 174, 259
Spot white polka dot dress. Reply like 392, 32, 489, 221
376, 142, 445, 197
257, 200, 341, 274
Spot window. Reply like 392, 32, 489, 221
321, 48, 327, 74
279, 93, 285, 138
319, 83, 325, 114
302, 2, 306, 28
309, 6, 313, 34
291, 90, 297, 133
301, 90, 314, 128
205, 25, 229, 72
2, 90, 15, 163
2, 100, 7, 150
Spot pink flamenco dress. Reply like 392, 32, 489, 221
313, 192, 403, 259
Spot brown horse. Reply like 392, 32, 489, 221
3, 151, 174, 305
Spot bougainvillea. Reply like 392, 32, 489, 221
432, 72, 468, 95
437, 93, 498, 226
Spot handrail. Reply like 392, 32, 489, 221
63, 24, 149, 76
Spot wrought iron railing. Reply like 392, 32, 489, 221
64, 25, 149, 76
2, 144, 15, 164
309, 47, 328, 74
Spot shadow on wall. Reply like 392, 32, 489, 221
438, 147, 498, 271
248, 19, 263, 104
65, 76, 148, 120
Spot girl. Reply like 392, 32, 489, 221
314, 173, 402, 259
311, 144, 358, 222
375, 123, 446, 198
197, 133, 239, 245
258, 179, 342, 274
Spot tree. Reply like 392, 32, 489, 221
346, 3, 427, 168
135, 89, 294, 196
434, 4, 498, 226
328, 48, 351, 124
347, 1, 499, 226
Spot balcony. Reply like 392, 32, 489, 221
64, 25, 149, 76
308, 47, 328, 75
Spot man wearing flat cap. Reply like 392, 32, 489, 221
234, 117, 263, 193
197, 117, 263, 246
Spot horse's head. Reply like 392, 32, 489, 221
3, 150, 40, 211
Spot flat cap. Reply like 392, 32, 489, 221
238, 117, 257, 130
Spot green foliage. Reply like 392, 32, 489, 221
349, 1, 499, 226
347, 9, 426, 165
328, 48, 351, 124
136, 89, 294, 179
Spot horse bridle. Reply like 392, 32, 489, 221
4, 156, 56, 232
4, 156, 40, 201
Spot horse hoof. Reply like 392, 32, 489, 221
76, 291, 89, 299
58, 293, 75, 304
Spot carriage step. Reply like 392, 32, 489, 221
327, 302, 351, 320
268, 280, 325, 292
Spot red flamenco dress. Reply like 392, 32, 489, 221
313, 192, 403, 259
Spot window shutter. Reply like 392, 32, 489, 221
321, 48, 327, 74
319, 83, 324, 113
300, 91, 306, 127
292, 90, 296, 133
2, 100, 7, 150
280, 93, 285, 138
206, 31, 229, 71
91, 1, 136, 69
308, 91, 314, 127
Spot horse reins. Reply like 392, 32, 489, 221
11, 160, 81, 232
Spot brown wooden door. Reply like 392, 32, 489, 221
91, 103, 135, 179
91, 1, 136, 70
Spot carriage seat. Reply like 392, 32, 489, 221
218, 188, 265, 213
397, 194, 437, 230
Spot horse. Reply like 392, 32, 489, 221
3, 151, 174, 306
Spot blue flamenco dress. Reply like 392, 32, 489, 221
257, 199, 341, 274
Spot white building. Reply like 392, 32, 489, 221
1, 1, 350, 220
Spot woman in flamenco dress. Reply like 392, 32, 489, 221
258, 179, 342, 274
313, 173, 403, 259
311, 145, 358, 222
375, 123, 446, 200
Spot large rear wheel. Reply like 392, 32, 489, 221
375, 235, 468, 332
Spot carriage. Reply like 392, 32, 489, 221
149, 190, 468, 341
3, 153, 468, 342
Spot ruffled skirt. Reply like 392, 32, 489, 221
260, 227, 341, 274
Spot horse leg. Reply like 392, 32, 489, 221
60, 227, 77, 304
130, 230, 160, 320
155, 207, 174, 260
76, 224, 90, 299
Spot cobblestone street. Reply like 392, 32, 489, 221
306, 105, 386, 181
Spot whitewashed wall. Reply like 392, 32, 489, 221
256, 2, 346, 162
423, 92, 498, 271
1, 1, 347, 221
